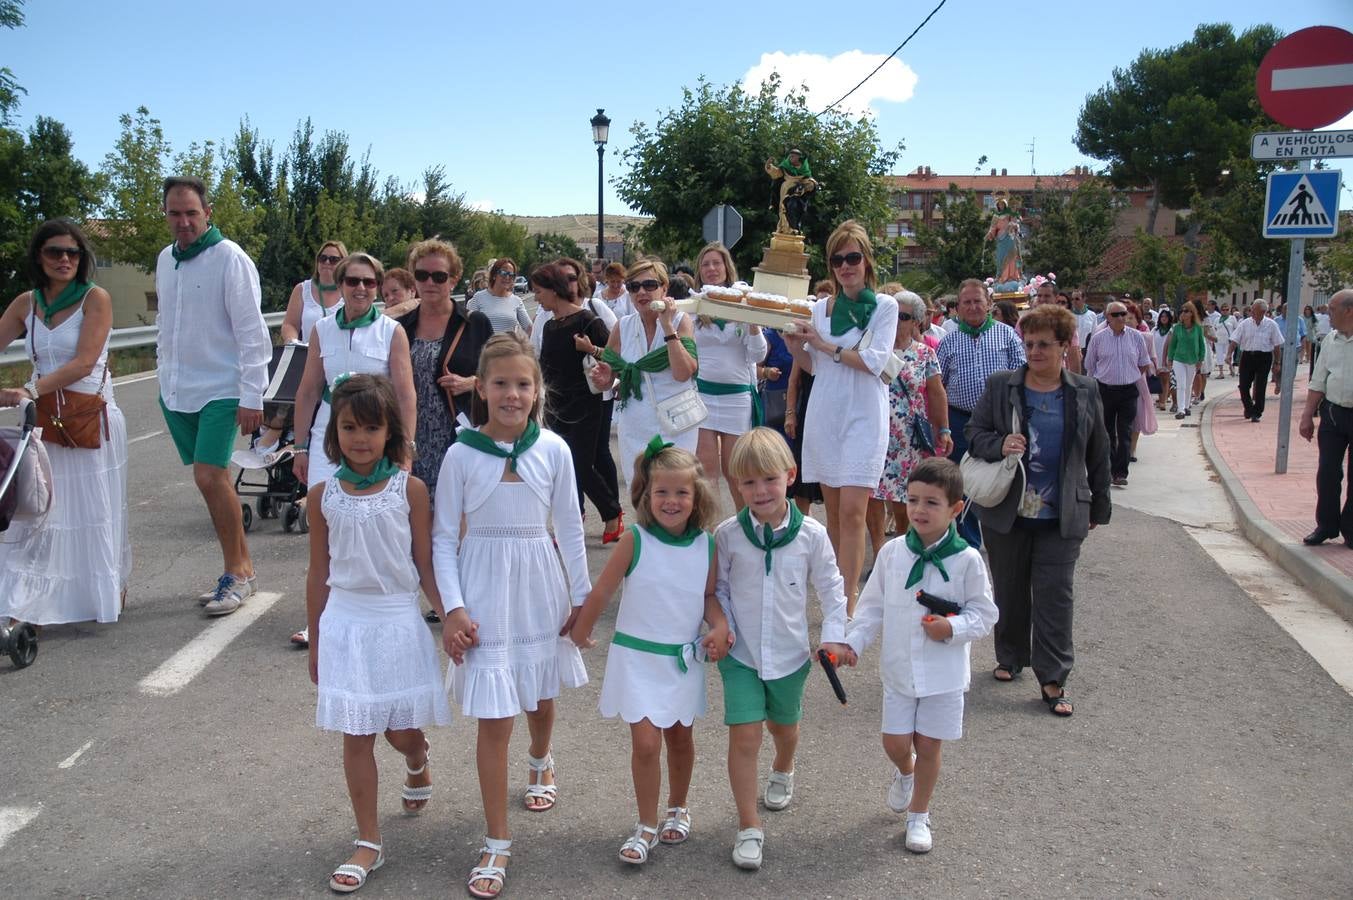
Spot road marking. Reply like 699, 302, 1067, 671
58, 741, 93, 770
128, 429, 165, 445
138, 591, 284, 697
1272, 63, 1353, 92
0, 806, 41, 850
114, 371, 158, 387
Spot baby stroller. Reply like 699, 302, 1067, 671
0, 397, 55, 668
233, 342, 309, 533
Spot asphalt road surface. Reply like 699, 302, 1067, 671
2, 374, 1350, 899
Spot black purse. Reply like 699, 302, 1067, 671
897, 366, 934, 454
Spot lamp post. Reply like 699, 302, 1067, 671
590, 108, 610, 263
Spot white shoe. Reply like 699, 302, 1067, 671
763, 770, 794, 811
203, 573, 254, 617
887, 769, 914, 814
905, 812, 932, 853
731, 827, 764, 870
198, 574, 255, 605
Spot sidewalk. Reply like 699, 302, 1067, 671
1201, 367, 1353, 623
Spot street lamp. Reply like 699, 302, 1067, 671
591, 108, 611, 263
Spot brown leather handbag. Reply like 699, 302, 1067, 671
29, 302, 109, 450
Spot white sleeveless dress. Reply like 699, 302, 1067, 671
299, 279, 342, 343
315, 470, 451, 733
598, 525, 711, 727
0, 303, 130, 624
307, 314, 399, 488
694, 321, 767, 435
614, 311, 697, 485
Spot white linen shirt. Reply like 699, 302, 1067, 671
715, 508, 847, 680
154, 239, 271, 412
846, 536, 998, 698
1230, 316, 1284, 353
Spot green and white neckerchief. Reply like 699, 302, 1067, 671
737, 503, 804, 574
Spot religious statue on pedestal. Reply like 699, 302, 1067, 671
985, 194, 1024, 292
765, 149, 818, 235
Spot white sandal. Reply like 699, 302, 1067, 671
659, 806, 691, 844
619, 823, 660, 865
328, 839, 383, 893
467, 837, 511, 899
401, 740, 432, 816
524, 752, 558, 811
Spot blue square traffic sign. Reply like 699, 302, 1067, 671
1263, 170, 1342, 238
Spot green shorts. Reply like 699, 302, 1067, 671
718, 655, 812, 726
160, 397, 240, 468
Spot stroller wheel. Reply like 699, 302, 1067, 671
284, 502, 299, 533
2, 622, 38, 668
241, 502, 253, 532
257, 496, 275, 519
296, 502, 310, 534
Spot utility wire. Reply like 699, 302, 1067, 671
815, 0, 949, 118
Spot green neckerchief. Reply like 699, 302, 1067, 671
695, 379, 764, 427
334, 456, 398, 489
32, 281, 93, 325
829, 288, 877, 337
904, 523, 968, 589
170, 224, 224, 268
644, 522, 704, 547
956, 314, 995, 338
1156, 320, 1171, 336
711, 318, 729, 330
455, 419, 540, 472
336, 303, 379, 330
316, 281, 338, 292
599, 336, 699, 407
779, 156, 812, 177
737, 502, 804, 574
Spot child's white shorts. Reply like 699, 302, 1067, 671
881, 688, 964, 740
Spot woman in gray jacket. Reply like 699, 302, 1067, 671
964, 304, 1111, 717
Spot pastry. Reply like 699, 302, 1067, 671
704, 285, 744, 305
746, 292, 788, 311
786, 298, 814, 317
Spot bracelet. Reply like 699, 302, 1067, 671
663, 333, 678, 342
407, 439, 417, 451
293, 448, 309, 455
938, 428, 952, 435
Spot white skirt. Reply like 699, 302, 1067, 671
0, 403, 130, 625
598, 642, 706, 728
316, 589, 452, 734
698, 390, 755, 436
307, 401, 338, 488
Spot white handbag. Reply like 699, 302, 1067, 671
959, 405, 1025, 508
581, 354, 605, 395
645, 372, 708, 436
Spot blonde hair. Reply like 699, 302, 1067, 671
333, 252, 384, 286
406, 238, 464, 283
825, 219, 877, 291
470, 333, 544, 426
728, 427, 796, 480
630, 444, 721, 532
312, 241, 349, 285
695, 242, 738, 288
626, 256, 669, 287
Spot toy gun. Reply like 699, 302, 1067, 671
915, 589, 962, 617
817, 649, 847, 705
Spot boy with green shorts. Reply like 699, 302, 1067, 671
713, 427, 854, 871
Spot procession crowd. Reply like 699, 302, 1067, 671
1, 175, 1351, 896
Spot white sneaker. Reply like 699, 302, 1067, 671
198, 574, 256, 606
887, 769, 914, 814
763, 770, 794, 811
203, 574, 254, 617
905, 812, 932, 853
731, 827, 764, 870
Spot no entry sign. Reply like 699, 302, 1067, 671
1256, 26, 1353, 130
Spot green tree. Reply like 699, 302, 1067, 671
1125, 229, 1187, 303
1023, 178, 1116, 289
99, 106, 173, 271
616, 75, 902, 281
0, 0, 25, 126
521, 231, 586, 272
1311, 216, 1353, 295
912, 186, 992, 289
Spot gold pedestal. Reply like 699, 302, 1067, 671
752, 231, 812, 299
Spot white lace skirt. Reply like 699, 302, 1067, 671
316, 589, 452, 734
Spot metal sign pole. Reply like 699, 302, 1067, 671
1274, 158, 1309, 474
716, 203, 726, 246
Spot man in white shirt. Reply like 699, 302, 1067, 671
1227, 299, 1284, 422
1299, 289, 1353, 547
1071, 289, 1098, 354
1216, 304, 1240, 376
155, 176, 271, 616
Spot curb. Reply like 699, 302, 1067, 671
1200, 400, 1353, 625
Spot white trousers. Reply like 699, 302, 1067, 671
1173, 360, 1196, 414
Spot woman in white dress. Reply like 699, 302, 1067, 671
786, 220, 898, 616
280, 241, 346, 342
291, 252, 416, 646
587, 258, 699, 486
0, 219, 130, 625
693, 242, 767, 510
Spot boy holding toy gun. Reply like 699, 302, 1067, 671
846, 457, 998, 854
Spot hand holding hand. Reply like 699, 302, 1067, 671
820, 641, 857, 667
702, 623, 734, 662
921, 614, 953, 641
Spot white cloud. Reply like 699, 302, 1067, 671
470, 199, 495, 212
742, 50, 918, 118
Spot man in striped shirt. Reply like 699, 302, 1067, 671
1084, 301, 1151, 485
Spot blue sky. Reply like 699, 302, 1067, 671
5, 1, 1352, 215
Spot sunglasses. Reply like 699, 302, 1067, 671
41, 246, 82, 261
829, 251, 864, 268
1109, 311, 1127, 318
494, 269, 515, 279
414, 269, 451, 284
626, 279, 663, 293
317, 253, 343, 265
898, 312, 913, 321
343, 276, 379, 289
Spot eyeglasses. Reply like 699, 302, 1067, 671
829, 251, 864, 268
626, 279, 662, 293
41, 246, 82, 261
414, 269, 451, 284
343, 276, 379, 289
1109, 311, 1127, 318
1023, 340, 1063, 352
898, 313, 913, 321
317, 254, 343, 265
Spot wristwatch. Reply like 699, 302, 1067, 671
663, 332, 679, 342
832, 345, 844, 364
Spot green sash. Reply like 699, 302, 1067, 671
455, 420, 541, 472
599, 337, 698, 407
170, 225, 224, 268
33, 281, 93, 325
334, 457, 398, 489
695, 378, 764, 427
904, 524, 968, 589
612, 631, 701, 673
737, 503, 804, 574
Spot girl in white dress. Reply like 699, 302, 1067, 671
306, 374, 462, 894
0, 220, 130, 626
787, 220, 899, 616
432, 333, 591, 900
570, 438, 732, 865
587, 258, 700, 487
693, 243, 769, 510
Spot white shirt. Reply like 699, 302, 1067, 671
941, 318, 960, 335
1073, 308, 1098, 348
846, 536, 997, 698
714, 508, 847, 680
1316, 312, 1332, 338
1230, 316, 1284, 352
1219, 314, 1240, 342
926, 323, 946, 343
154, 238, 271, 412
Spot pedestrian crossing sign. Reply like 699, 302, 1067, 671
1263, 170, 1342, 238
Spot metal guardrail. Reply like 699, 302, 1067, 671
0, 311, 287, 366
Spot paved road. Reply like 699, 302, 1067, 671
2, 376, 1351, 899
